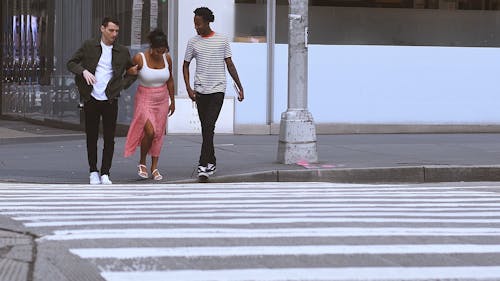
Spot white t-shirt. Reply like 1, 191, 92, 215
184, 32, 232, 94
91, 41, 113, 101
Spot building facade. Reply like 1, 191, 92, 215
2, 0, 500, 134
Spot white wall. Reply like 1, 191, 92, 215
168, 97, 234, 134
229, 43, 267, 125
232, 43, 500, 125
175, 4, 500, 128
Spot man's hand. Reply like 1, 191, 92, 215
237, 89, 244, 102
187, 88, 196, 102
127, 65, 139, 76
82, 70, 96, 85
234, 82, 244, 102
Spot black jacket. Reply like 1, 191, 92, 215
66, 38, 136, 102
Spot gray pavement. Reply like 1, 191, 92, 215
2, 117, 500, 281
3, 181, 500, 281
2, 117, 500, 184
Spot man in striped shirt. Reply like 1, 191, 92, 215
183, 7, 244, 182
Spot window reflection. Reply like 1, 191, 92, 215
270, 0, 500, 46
235, 0, 267, 43
272, 0, 500, 10
1, 0, 168, 124
2, 0, 54, 117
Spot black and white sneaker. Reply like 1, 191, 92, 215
197, 165, 209, 182
206, 163, 216, 176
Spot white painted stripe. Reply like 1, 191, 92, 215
41, 227, 500, 240
0, 189, 435, 196
15, 210, 500, 221
3, 202, 500, 211
0, 182, 395, 188
0, 188, 497, 199
1, 183, 498, 191
6, 207, 500, 216
0, 182, 385, 190
1, 184, 498, 193
23, 217, 500, 227
70, 244, 500, 258
1, 191, 494, 201
0, 187, 484, 193
2, 197, 499, 207
100, 266, 500, 281
0, 187, 371, 193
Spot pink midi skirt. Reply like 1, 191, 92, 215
124, 84, 170, 158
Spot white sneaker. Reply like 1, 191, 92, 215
197, 165, 209, 178
89, 172, 101, 185
206, 163, 216, 176
100, 174, 112, 185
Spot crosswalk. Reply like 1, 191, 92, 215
1, 182, 500, 281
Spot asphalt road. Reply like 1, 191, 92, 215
2, 182, 500, 281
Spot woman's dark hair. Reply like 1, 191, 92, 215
194, 7, 214, 23
148, 29, 169, 51
101, 17, 119, 27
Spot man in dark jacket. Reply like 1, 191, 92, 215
67, 17, 138, 185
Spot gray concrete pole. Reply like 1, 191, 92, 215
266, 0, 276, 127
0, 1, 3, 116
168, 0, 178, 96
277, 0, 318, 164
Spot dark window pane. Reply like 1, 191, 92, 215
273, 0, 500, 46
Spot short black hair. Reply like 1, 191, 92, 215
102, 17, 120, 27
194, 7, 214, 23
148, 29, 169, 51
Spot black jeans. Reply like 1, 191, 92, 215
83, 97, 118, 175
195, 92, 224, 166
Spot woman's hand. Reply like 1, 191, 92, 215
168, 100, 175, 116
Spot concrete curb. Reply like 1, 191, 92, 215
0, 220, 105, 281
0, 229, 35, 281
174, 165, 500, 184
2, 165, 500, 185
423, 165, 500, 182
34, 242, 106, 281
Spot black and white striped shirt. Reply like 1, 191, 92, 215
184, 32, 232, 95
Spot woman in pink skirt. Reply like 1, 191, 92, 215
124, 29, 175, 180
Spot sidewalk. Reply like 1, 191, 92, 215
2, 118, 500, 184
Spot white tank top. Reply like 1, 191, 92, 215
138, 52, 170, 88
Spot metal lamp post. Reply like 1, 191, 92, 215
277, 0, 318, 164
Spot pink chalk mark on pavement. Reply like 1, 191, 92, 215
295, 160, 343, 169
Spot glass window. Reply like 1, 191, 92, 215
274, 0, 500, 46
234, 0, 267, 43
1, 0, 169, 124
89, 0, 169, 124
91, 0, 169, 48
1, 0, 55, 118
233, 1, 269, 125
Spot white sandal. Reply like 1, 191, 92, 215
137, 164, 148, 179
151, 169, 163, 181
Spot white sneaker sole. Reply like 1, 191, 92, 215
198, 174, 209, 183
198, 172, 209, 177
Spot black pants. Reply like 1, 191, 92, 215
195, 92, 224, 166
83, 97, 118, 175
